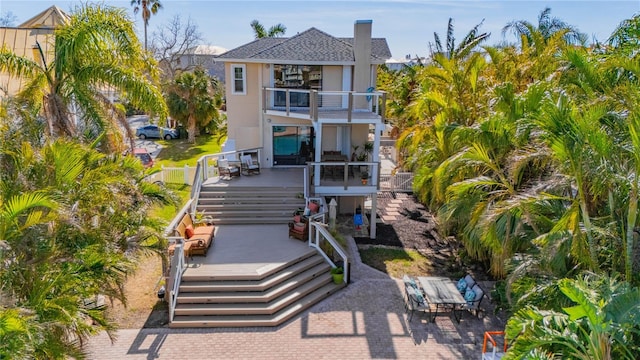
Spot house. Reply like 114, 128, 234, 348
0, 5, 69, 98
216, 20, 391, 238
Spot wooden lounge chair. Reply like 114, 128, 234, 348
218, 159, 240, 179
240, 154, 260, 175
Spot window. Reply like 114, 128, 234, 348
231, 64, 246, 95
273, 65, 322, 107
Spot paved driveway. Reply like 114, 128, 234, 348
84, 235, 505, 359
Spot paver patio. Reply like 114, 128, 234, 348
85, 232, 506, 359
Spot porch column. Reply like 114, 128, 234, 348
314, 123, 322, 186
370, 195, 377, 239
372, 122, 383, 183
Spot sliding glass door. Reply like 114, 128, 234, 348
272, 126, 315, 166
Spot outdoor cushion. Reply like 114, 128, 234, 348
407, 286, 426, 306
308, 201, 320, 213
293, 215, 301, 223
293, 222, 306, 232
457, 278, 467, 293
403, 275, 418, 290
185, 225, 194, 239
464, 287, 476, 305
471, 284, 484, 305
464, 274, 476, 288
303, 207, 311, 216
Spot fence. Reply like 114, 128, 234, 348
144, 165, 200, 185
379, 172, 414, 193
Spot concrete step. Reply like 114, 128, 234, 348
179, 255, 326, 292
170, 282, 344, 328
177, 263, 331, 304
175, 273, 332, 314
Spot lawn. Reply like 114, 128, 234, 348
154, 134, 224, 167
358, 246, 433, 279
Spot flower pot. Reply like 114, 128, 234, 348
361, 178, 368, 185
332, 272, 344, 284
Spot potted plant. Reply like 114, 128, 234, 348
331, 266, 344, 284
360, 171, 369, 185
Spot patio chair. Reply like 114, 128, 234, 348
240, 154, 260, 175
218, 159, 240, 179
462, 283, 485, 318
405, 285, 430, 322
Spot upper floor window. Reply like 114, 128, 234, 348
231, 64, 246, 95
273, 65, 322, 107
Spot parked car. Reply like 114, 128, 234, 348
133, 148, 154, 168
136, 125, 179, 140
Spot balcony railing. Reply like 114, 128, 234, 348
307, 161, 380, 193
263, 87, 386, 123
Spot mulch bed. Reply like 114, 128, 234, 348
351, 192, 491, 280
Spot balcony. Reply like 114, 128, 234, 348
263, 87, 386, 124
305, 161, 380, 196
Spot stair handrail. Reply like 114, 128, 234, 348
168, 241, 186, 321
309, 221, 348, 284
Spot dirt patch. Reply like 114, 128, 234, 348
106, 254, 169, 329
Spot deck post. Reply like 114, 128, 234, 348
370, 195, 377, 239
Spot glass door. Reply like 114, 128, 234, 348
272, 126, 315, 165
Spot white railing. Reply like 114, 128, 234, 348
379, 172, 414, 193
263, 87, 386, 122
309, 221, 348, 284
168, 241, 186, 321
308, 161, 380, 189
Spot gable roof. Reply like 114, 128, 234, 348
217, 27, 391, 64
18, 5, 69, 29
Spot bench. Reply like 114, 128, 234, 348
169, 213, 215, 256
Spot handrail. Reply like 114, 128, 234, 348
191, 163, 202, 214
309, 221, 348, 284
168, 241, 186, 321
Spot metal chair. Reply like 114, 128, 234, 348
240, 154, 260, 175
218, 159, 240, 179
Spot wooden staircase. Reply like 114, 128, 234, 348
197, 185, 306, 225
170, 250, 344, 328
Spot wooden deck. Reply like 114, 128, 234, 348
203, 167, 304, 187
183, 224, 313, 280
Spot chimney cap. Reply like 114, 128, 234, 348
355, 20, 373, 24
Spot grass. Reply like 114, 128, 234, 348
154, 134, 224, 167
359, 247, 433, 279
150, 183, 191, 222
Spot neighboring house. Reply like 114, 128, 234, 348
159, 44, 228, 83
0, 5, 69, 98
385, 55, 427, 71
217, 20, 391, 238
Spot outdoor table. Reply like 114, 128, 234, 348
321, 154, 348, 180
417, 276, 466, 323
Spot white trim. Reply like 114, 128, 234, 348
231, 64, 246, 95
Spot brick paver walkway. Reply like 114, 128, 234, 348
85, 234, 505, 359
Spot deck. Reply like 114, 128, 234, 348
183, 224, 312, 279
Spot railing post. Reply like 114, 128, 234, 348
286, 89, 290, 116
347, 92, 353, 123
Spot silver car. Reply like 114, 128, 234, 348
135, 125, 179, 140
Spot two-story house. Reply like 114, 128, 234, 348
216, 20, 391, 238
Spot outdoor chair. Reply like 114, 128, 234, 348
462, 283, 485, 318
218, 159, 240, 179
405, 284, 431, 322
288, 219, 309, 241
240, 154, 260, 175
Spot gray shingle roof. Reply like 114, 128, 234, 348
217, 27, 390, 63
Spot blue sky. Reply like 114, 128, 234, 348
2, 1, 638, 58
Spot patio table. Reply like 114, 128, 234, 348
417, 276, 466, 323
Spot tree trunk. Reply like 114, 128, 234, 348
188, 114, 196, 143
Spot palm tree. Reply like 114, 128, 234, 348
429, 18, 490, 60
503, 7, 586, 46
505, 273, 640, 359
130, 0, 163, 50
0, 4, 167, 152
250, 19, 286, 39
0, 135, 173, 357
165, 68, 221, 143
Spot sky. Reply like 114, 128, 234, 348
1, 0, 639, 59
